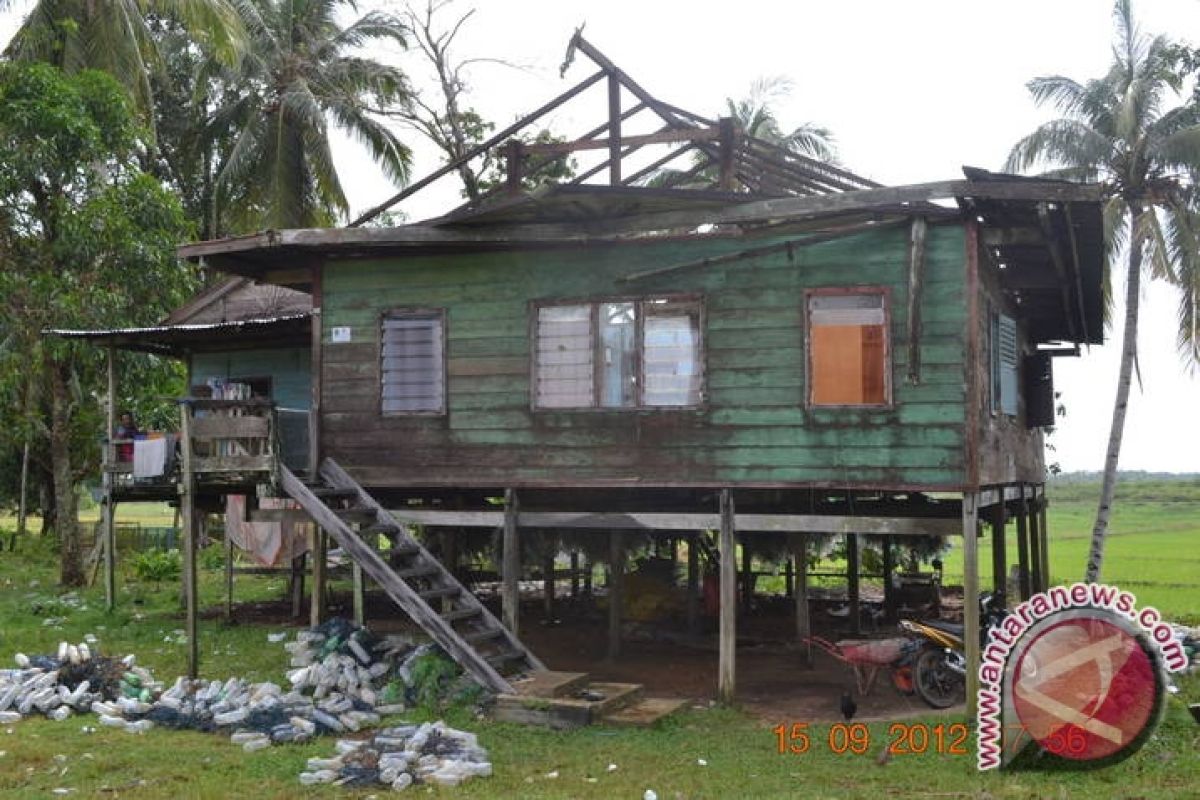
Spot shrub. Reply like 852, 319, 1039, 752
131, 549, 181, 583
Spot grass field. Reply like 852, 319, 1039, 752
0, 481, 1196, 798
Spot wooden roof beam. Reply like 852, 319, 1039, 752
1036, 202, 1080, 342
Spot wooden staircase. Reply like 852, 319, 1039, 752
281, 459, 544, 694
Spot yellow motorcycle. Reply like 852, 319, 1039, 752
899, 593, 1008, 708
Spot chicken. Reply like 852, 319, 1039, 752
839, 690, 857, 721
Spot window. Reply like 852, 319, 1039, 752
807, 290, 889, 406
534, 297, 702, 409
380, 311, 444, 414
990, 310, 1018, 416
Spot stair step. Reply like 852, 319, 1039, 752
485, 649, 527, 668
418, 585, 460, 601
602, 697, 688, 727
463, 628, 505, 645
440, 606, 483, 623
335, 508, 377, 524
361, 521, 401, 537
396, 564, 440, 580
491, 681, 643, 729
309, 486, 359, 500
510, 671, 590, 699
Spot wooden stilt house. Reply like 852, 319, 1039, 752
57, 35, 1106, 717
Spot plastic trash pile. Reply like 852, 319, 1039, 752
0, 638, 160, 727
299, 720, 491, 790
0, 618, 495, 790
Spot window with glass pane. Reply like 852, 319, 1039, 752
381, 311, 444, 414
536, 305, 593, 408
808, 292, 888, 406
534, 297, 703, 409
643, 301, 702, 406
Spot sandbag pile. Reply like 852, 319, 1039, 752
0, 639, 160, 727
298, 720, 492, 790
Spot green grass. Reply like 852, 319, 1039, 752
0, 483, 1197, 798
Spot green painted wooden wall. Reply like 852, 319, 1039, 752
192, 347, 311, 409
320, 223, 968, 489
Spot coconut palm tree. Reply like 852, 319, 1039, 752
640, 75, 836, 192
205, 0, 413, 229
1006, 0, 1200, 582
0, 0, 244, 122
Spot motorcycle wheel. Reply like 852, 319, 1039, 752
914, 647, 964, 709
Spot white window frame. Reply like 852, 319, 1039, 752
379, 309, 446, 416
531, 296, 704, 411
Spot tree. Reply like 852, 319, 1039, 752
0, 0, 244, 125
1005, 0, 1200, 582
0, 63, 195, 585
642, 75, 837, 191
203, 0, 414, 229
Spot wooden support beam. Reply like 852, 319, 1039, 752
290, 553, 306, 619
793, 535, 811, 667
504, 140, 524, 194
1037, 203, 1080, 343
846, 533, 860, 635
102, 347, 118, 611
608, 75, 621, 185
352, 560, 365, 627
608, 530, 624, 661
224, 529, 234, 622
718, 489, 736, 705
906, 217, 928, 384
310, 528, 327, 627
543, 552, 555, 619
1028, 497, 1043, 594
784, 554, 794, 599
502, 488, 519, 635
686, 533, 699, 635
1037, 499, 1050, 592
740, 538, 753, 608
882, 538, 896, 623
963, 492, 980, 717
718, 117, 736, 191
1016, 492, 1031, 600
991, 506, 1007, 596
179, 403, 200, 679
570, 551, 580, 598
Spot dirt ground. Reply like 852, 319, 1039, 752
228, 588, 965, 724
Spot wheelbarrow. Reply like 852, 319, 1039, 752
802, 635, 916, 695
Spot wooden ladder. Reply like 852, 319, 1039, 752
280, 459, 544, 694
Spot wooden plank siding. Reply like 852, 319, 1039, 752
319, 224, 969, 489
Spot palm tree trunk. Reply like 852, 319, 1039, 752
1085, 207, 1144, 582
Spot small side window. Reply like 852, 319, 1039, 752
380, 311, 445, 414
807, 291, 889, 406
990, 311, 1019, 416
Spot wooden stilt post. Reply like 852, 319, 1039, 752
846, 533, 860, 634
103, 347, 117, 611
583, 554, 593, 597
740, 538, 753, 609
962, 491, 980, 716
310, 527, 327, 628
1037, 495, 1050, 592
224, 528, 234, 622
882, 537, 896, 623
991, 504, 1007, 596
686, 532, 700, 635
793, 534, 811, 667
784, 555, 794, 599
1016, 489, 1031, 600
608, 530, 624, 660
352, 561, 365, 627
1028, 495, 1042, 593
180, 402, 200, 679
670, 537, 679, 581
542, 552, 555, 620
718, 490, 736, 704
290, 552, 307, 619
502, 488, 519, 635
570, 551, 580, 599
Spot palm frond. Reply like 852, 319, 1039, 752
1004, 118, 1111, 175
